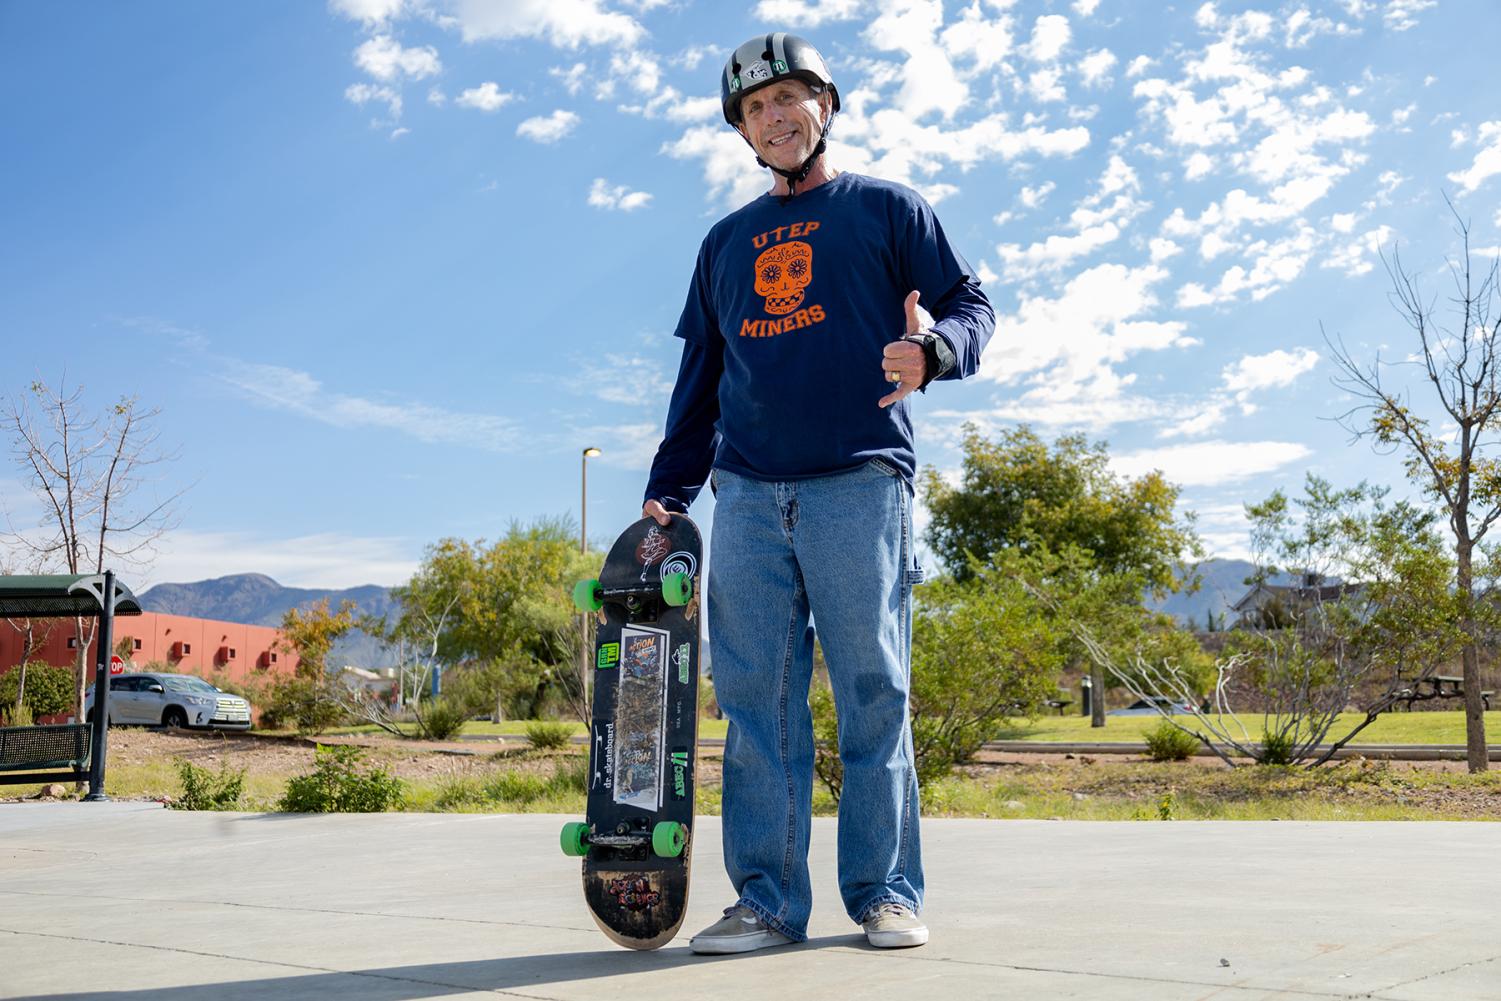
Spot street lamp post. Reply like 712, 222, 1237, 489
579, 447, 601, 715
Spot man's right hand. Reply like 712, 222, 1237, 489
642, 499, 673, 526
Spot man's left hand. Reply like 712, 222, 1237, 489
879, 290, 926, 409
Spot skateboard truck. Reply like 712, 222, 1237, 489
561, 820, 689, 858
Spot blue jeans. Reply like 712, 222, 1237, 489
708, 461, 924, 941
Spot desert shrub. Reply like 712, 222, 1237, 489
1259, 728, 1296, 766
0, 663, 76, 718
173, 758, 246, 811
1144, 720, 1201, 762
525, 720, 574, 750
259, 676, 345, 735
414, 696, 470, 740
2, 702, 35, 727
278, 745, 403, 813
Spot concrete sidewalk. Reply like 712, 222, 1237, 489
1, 804, 1495, 1000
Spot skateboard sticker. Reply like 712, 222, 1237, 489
597, 642, 620, 670
672, 642, 691, 684
636, 526, 670, 581
670, 747, 689, 800
606, 874, 661, 911
660, 550, 698, 580
592, 720, 614, 792
614, 624, 671, 810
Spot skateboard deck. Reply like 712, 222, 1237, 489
563, 514, 702, 950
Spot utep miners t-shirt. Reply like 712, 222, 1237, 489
674, 171, 975, 484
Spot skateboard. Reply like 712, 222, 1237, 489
563, 514, 702, 950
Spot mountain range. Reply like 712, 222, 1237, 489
139, 559, 1268, 670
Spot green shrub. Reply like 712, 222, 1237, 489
525, 720, 574, 750
1259, 729, 1295, 766
1144, 720, 1201, 762
172, 757, 246, 811
0, 663, 76, 718
415, 696, 470, 740
278, 745, 404, 813
2, 702, 35, 726
259, 676, 345, 735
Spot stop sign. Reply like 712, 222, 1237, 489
109, 655, 125, 675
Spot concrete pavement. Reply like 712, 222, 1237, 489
1, 803, 1496, 1000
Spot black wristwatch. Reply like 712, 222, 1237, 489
901, 331, 956, 390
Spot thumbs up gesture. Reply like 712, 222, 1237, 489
878, 290, 927, 409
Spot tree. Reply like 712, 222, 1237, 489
1328, 216, 1501, 772
386, 518, 603, 721
3, 380, 180, 722
922, 423, 1202, 725
279, 598, 358, 679
1079, 476, 1464, 767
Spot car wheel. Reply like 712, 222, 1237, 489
162, 707, 188, 729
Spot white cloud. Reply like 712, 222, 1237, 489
979, 263, 1196, 430
1323, 224, 1392, 276
1448, 121, 1501, 194
354, 35, 440, 81
1024, 14, 1072, 63
146, 530, 419, 590
344, 82, 402, 120
996, 155, 1144, 279
1184, 151, 1214, 179
574, 353, 675, 406
588, 177, 652, 211
754, 0, 867, 27
221, 362, 525, 450
1027, 68, 1066, 103
1150, 238, 1183, 262
1383, 0, 1436, 31
998, 223, 1121, 279
446, 0, 645, 48
1177, 224, 1318, 306
1126, 55, 1155, 77
1073, 0, 1101, 15
330, 0, 407, 28
516, 109, 580, 143
427, 87, 447, 106
551, 62, 589, 95
866, 0, 971, 120
940, 3, 1016, 73
1020, 181, 1055, 208
1222, 347, 1320, 402
1111, 440, 1313, 487
456, 82, 515, 112
1078, 48, 1117, 88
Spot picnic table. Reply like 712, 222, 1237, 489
1393, 675, 1493, 711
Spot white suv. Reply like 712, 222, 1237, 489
85, 672, 253, 731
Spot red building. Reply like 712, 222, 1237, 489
0, 611, 300, 683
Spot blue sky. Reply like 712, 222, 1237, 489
2, 0, 1499, 589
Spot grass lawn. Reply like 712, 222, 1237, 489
304, 710, 1501, 746
997, 710, 1501, 745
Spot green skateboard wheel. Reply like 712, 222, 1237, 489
662, 572, 692, 607
561, 821, 589, 857
651, 821, 687, 858
572, 579, 602, 613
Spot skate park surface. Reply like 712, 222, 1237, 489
1, 804, 1495, 1000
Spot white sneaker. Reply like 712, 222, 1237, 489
861, 902, 928, 948
689, 905, 793, 955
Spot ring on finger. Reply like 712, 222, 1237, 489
887, 370, 902, 383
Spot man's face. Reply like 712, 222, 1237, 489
736, 79, 829, 171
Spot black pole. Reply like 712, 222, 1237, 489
84, 570, 113, 802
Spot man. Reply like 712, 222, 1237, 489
642, 32, 994, 954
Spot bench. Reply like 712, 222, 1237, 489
1393, 675, 1493, 712
0, 723, 93, 786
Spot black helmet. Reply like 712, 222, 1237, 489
721, 33, 840, 126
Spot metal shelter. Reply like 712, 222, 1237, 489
0, 572, 140, 799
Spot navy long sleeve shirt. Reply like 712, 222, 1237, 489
645, 172, 995, 513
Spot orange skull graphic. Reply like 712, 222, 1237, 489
754, 241, 813, 315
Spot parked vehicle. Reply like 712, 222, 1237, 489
1107, 695, 1197, 716
84, 672, 252, 730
